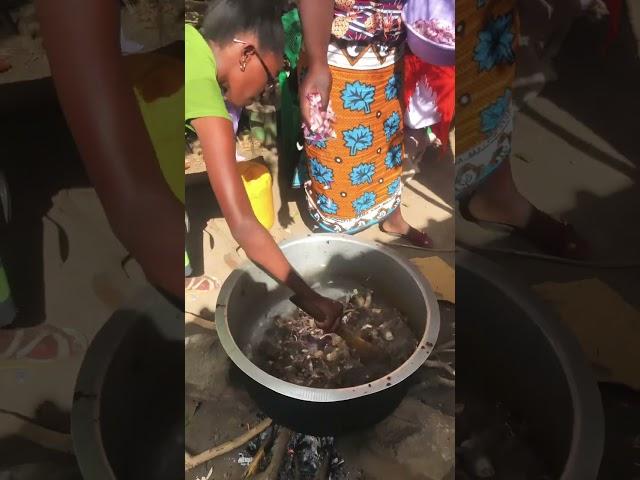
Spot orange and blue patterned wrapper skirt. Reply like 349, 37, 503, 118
455, 0, 519, 198
303, 60, 404, 234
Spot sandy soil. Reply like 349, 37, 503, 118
0, 0, 183, 86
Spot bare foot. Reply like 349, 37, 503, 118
381, 208, 413, 236
0, 325, 86, 362
185, 275, 220, 292
464, 187, 533, 229
462, 159, 533, 228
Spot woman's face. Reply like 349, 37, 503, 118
223, 41, 282, 107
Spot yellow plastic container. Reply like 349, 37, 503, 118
237, 160, 274, 230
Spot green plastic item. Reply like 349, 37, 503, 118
185, 251, 192, 277
249, 111, 266, 143
282, 8, 302, 71
278, 8, 303, 167
249, 109, 278, 147
0, 259, 16, 326
0, 261, 10, 303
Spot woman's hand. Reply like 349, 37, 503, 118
299, 62, 332, 127
290, 293, 344, 332
298, 0, 334, 126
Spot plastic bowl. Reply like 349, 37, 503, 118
402, 0, 455, 66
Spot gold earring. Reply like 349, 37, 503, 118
240, 56, 248, 72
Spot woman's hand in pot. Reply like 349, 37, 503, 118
290, 293, 343, 332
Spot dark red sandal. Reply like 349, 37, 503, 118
459, 194, 590, 260
520, 208, 590, 260
379, 224, 434, 248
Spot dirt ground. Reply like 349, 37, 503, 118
0, 0, 183, 86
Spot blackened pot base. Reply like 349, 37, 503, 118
232, 365, 411, 436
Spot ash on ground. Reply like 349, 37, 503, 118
247, 290, 418, 388
282, 434, 347, 480
244, 428, 351, 480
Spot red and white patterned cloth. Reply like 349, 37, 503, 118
403, 49, 455, 150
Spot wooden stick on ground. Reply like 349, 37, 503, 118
254, 427, 292, 480
315, 454, 331, 480
376, 241, 457, 254
185, 418, 273, 471
0, 410, 73, 454
436, 375, 456, 388
243, 444, 267, 479
185, 311, 216, 330
425, 359, 455, 377
434, 339, 455, 354
243, 427, 274, 479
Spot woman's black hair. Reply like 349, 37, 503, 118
200, 0, 285, 55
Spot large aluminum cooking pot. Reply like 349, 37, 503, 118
216, 234, 440, 435
456, 250, 604, 479
71, 288, 184, 480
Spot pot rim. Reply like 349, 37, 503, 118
456, 249, 604, 480
72, 307, 137, 480
215, 233, 440, 403
71, 287, 182, 480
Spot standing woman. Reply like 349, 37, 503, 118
455, 0, 589, 258
298, 0, 432, 247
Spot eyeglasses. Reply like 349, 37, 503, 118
233, 38, 277, 97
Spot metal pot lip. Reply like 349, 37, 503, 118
216, 233, 440, 403
456, 249, 605, 480
71, 304, 134, 480
71, 287, 182, 480
401, 4, 455, 52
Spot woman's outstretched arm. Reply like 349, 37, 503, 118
36, 0, 183, 299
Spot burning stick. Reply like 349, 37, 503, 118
425, 359, 455, 377
434, 339, 455, 354
316, 454, 330, 480
185, 418, 273, 471
0, 409, 73, 453
254, 427, 292, 480
436, 375, 455, 388
243, 438, 270, 479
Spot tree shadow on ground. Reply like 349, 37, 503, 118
409, 144, 456, 215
